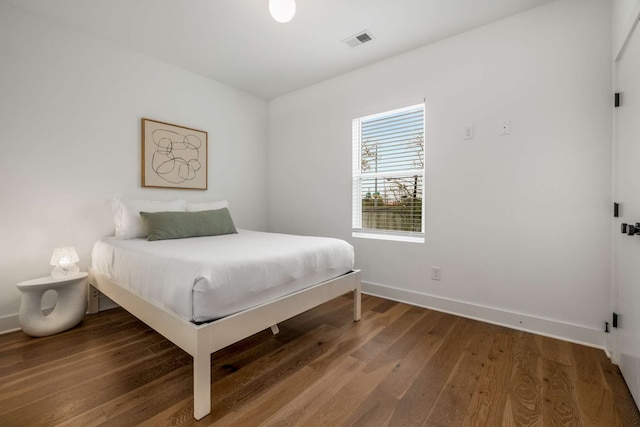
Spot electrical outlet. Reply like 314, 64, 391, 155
431, 266, 441, 281
499, 120, 511, 135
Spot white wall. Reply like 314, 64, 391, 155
613, 0, 640, 58
0, 3, 268, 329
268, 0, 612, 346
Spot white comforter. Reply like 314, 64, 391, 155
91, 230, 354, 322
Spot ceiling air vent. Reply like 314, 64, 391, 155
343, 30, 374, 48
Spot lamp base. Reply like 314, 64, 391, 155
51, 264, 80, 279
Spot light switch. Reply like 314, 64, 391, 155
464, 125, 474, 140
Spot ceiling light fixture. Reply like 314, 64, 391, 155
269, 0, 296, 23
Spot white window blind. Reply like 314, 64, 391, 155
352, 103, 425, 241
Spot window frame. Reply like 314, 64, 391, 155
351, 103, 426, 243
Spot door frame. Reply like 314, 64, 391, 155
611, 0, 640, 366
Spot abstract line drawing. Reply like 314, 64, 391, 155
151, 129, 201, 184
142, 118, 208, 190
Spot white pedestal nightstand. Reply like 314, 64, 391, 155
16, 272, 88, 337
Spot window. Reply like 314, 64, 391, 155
352, 103, 425, 242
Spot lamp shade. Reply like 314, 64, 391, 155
269, 0, 296, 23
50, 247, 79, 266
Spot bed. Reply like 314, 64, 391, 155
87, 205, 361, 420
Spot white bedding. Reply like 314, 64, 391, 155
91, 230, 354, 323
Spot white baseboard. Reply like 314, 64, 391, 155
0, 296, 119, 335
363, 281, 607, 351
2, 282, 606, 351
0, 307, 55, 335
0, 314, 20, 335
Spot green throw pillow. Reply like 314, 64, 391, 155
139, 208, 237, 241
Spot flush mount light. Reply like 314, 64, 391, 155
269, 0, 296, 23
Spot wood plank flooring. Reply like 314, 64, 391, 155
1, 294, 639, 426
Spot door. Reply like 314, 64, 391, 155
614, 17, 640, 407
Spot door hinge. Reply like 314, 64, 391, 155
615, 93, 621, 107
613, 312, 619, 328
614, 202, 620, 218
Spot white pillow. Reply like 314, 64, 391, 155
186, 200, 229, 212
113, 198, 187, 239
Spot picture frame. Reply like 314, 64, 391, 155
141, 118, 208, 190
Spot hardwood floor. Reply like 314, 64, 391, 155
1, 294, 639, 426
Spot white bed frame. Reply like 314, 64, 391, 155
87, 268, 361, 420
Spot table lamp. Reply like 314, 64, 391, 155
50, 247, 80, 279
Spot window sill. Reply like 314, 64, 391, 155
352, 231, 424, 244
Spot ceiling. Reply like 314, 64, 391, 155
6, 0, 555, 100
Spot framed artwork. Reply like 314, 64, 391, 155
141, 118, 208, 190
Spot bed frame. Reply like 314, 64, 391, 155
87, 268, 361, 420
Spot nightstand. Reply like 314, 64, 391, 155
16, 272, 88, 337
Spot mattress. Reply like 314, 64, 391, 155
91, 230, 354, 323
